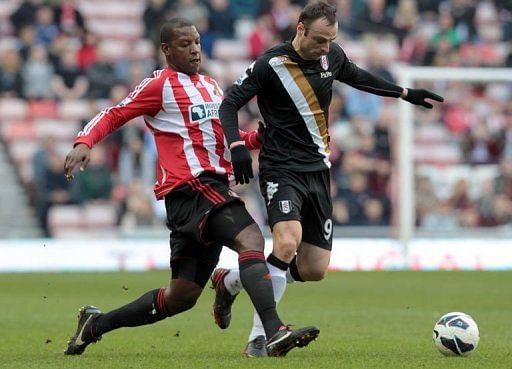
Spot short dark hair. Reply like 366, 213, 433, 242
160, 18, 195, 44
298, 1, 337, 28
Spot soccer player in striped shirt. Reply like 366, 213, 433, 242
63, 18, 318, 357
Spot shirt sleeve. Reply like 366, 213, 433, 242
240, 129, 261, 150
219, 59, 266, 146
74, 75, 164, 148
334, 44, 403, 98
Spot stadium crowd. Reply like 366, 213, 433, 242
0, 0, 511, 237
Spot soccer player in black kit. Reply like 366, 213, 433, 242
211, 1, 444, 357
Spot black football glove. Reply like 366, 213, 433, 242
403, 88, 444, 109
230, 145, 253, 184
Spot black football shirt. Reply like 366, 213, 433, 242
222, 40, 402, 172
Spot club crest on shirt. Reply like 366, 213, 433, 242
189, 102, 220, 122
279, 200, 292, 214
320, 55, 329, 71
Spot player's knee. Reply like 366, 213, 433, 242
234, 223, 265, 253
164, 288, 200, 315
165, 294, 198, 315
273, 235, 300, 261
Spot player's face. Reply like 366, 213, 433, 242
162, 26, 201, 75
296, 18, 338, 60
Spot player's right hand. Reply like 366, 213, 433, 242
63, 143, 91, 181
230, 145, 253, 184
402, 88, 444, 109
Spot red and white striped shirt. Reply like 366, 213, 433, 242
75, 67, 261, 199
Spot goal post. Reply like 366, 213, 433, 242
396, 67, 512, 251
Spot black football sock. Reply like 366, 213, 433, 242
91, 288, 168, 338
289, 255, 304, 282
267, 253, 289, 272
238, 250, 283, 339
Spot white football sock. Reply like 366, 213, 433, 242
286, 268, 296, 284
223, 269, 242, 295
248, 263, 287, 341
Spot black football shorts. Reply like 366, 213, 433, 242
259, 168, 333, 250
164, 173, 256, 286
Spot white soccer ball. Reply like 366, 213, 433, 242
433, 312, 480, 356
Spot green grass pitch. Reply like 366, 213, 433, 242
1, 271, 511, 369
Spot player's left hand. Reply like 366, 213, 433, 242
230, 145, 253, 184
402, 88, 444, 109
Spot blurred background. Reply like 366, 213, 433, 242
0, 0, 511, 271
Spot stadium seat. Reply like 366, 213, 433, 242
98, 39, 130, 61
0, 98, 28, 120
94, 99, 111, 112
414, 124, 451, 144
48, 205, 83, 234
414, 144, 462, 165
0, 36, 18, 53
83, 203, 117, 228
78, 0, 144, 21
0, 1, 17, 22
371, 38, 399, 63
28, 100, 58, 119
340, 40, 368, 64
47, 203, 120, 238
87, 18, 143, 40
234, 18, 256, 39
0, 121, 36, 142
56, 140, 74, 156
50, 228, 93, 238
417, 164, 500, 200
229, 60, 253, 76
33, 119, 80, 141
8, 139, 40, 164
204, 60, 225, 81
134, 39, 156, 60
205, 60, 252, 85
57, 100, 91, 120
18, 160, 34, 184
212, 39, 249, 61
